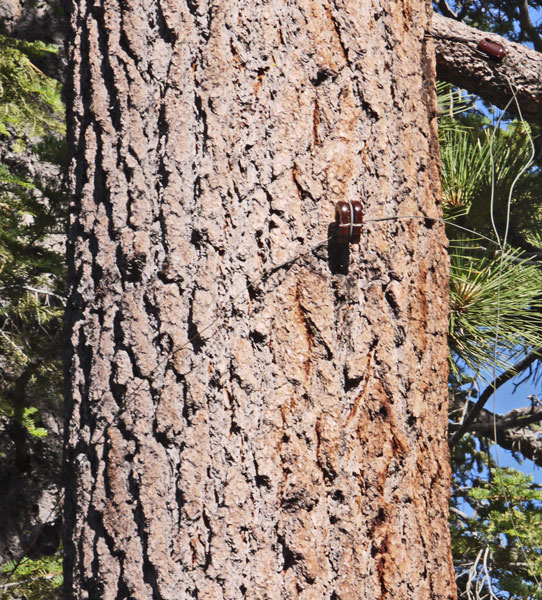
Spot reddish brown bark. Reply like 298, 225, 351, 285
64, 1, 454, 598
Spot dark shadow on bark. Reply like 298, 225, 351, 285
327, 223, 350, 275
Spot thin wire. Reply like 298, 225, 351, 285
165, 214, 498, 366
482, 547, 498, 600
367, 215, 498, 245
488, 95, 515, 248
77, 169, 540, 596
89, 213, 497, 446
488, 74, 540, 592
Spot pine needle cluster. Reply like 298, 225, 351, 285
441, 82, 542, 599
439, 84, 542, 379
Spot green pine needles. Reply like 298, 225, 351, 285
0, 34, 64, 139
449, 241, 542, 377
0, 552, 62, 600
0, 33, 66, 600
439, 87, 542, 378
442, 82, 542, 599
0, 34, 66, 446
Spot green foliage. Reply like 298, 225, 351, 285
0, 552, 62, 600
441, 114, 541, 238
439, 68, 542, 596
20, 407, 49, 438
0, 35, 64, 138
437, 81, 475, 122
448, 241, 542, 377
451, 437, 542, 599
439, 100, 542, 377
0, 152, 66, 437
0, 33, 66, 441
440, 127, 491, 220
0, 33, 66, 599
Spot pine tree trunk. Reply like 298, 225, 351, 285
63, 1, 455, 598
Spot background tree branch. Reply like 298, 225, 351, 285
431, 12, 542, 124
437, 0, 459, 19
455, 400, 542, 467
518, 0, 542, 52
449, 348, 542, 447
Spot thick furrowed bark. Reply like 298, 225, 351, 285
64, 2, 454, 599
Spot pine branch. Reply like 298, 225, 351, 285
449, 348, 542, 447
470, 404, 542, 433
437, 0, 459, 20
456, 401, 542, 467
431, 12, 542, 124
450, 505, 471, 523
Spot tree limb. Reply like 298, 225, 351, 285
456, 1, 474, 21
449, 348, 542, 447
454, 400, 542, 467
518, 0, 542, 53
431, 12, 542, 124
470, 404, 542, 433
437, 0, 458, 20
450, 505, 471, 523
